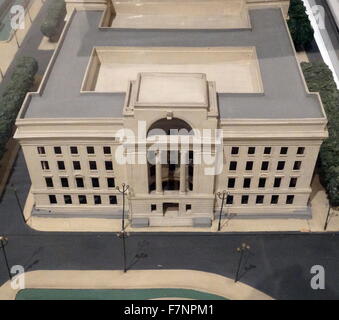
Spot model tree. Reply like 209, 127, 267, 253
40, 0, 67, 42
288, 0, 314, 50
301, 62, 339, 207
0, 57, 38, 159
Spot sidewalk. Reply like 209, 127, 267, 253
25, 175, 339, 233
0, 269, 272, 300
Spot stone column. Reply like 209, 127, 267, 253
156, 151, 162, 194
180, 151, 187, 193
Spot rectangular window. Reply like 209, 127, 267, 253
73, 161, 81, 170
229, 161, 237, 171
264, 147, 271, 155
76, 177, 84, 188
60, 177, 69, 188
246, 161, 253, 171
231, 147, 239, 155
274, 177, 282, 188
280, 147, 288, 155
258, 177, 266, 188
49, 195, 57, 204
261, 161, 269, 171
271, 195, 279, 204
277, 161, 285, 170
286, 195, 294, 204
78, 195, 87, 204
226, 195, 233, 204
289, 177, 297, 188
89, 161, 97, 170
92, 177, 100, 188
54, 146, 62, 154
109, 195, 117, 204
256, 195, 264, 204
57, 161, 65, 170
64, 195, 72, 204
103, 146, 111, 154
70, 146, 78, 154
37, 146, 45, 154
41, 161, 49, 170
45, 177, 53, 188
248, 147, 255, 155
151, 204, 157, 211
297, 147, 305, 155
87, 146, 95, 154
94, 195, 101, 205
241, 195, 249, 204
243, 178, 251, 188
107, 178, 115, 188
105, 161, 113, 171
228, 178, 236, 188
293, 161, 302, 170
186, 204, 192, 211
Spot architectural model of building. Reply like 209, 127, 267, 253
14, 0, 328, 227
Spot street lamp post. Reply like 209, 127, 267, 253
9, 184, 26, 223
0, 236, 11, 280
116, 183, 129, 231
235, 243, 250, 283
13, 29, 20, 48
324, 205, 332, 231
216, 190, 230, 231
116, 183, 130, 273
26, 0, 32, 23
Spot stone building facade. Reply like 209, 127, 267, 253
15, 0, 328, 227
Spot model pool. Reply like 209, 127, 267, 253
16, 288, 227, 300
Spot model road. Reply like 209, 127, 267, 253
0, 152, 338, 300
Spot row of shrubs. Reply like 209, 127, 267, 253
288, 0, 314, 51
40, 0, 66, 42
301, 62, 339, 207
0, 57, 38, 159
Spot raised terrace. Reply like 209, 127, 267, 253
109, 0, 250, 29
19, 8, 325, 119
83, 47, 263, 93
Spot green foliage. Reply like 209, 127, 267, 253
0, 57, 38, 161
301, 62, 339, 206
40, 0, 66, 41
287, 0, 314, 50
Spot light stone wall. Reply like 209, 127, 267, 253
215, 140, 321, 215
15, 113, 326, 221
21, 141, 125, 212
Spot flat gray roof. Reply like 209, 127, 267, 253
22, 8, 324, 119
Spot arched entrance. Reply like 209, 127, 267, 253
147, 118, 194, 195
147, 118, 193, 136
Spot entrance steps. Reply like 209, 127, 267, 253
150, 216, 193, 227
132, 214, 212, 228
